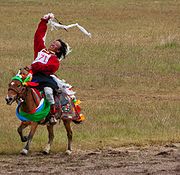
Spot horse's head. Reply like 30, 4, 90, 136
6, 77, 26, 105
5, 69, 32, 105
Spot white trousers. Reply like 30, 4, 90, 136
44, 87, 55, 105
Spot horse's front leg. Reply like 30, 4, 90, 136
63, 120, 73, 155
17, 122, 30, 142
43, 124, 54, 154
20, 122, 38, 155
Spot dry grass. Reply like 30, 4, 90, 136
0, 0, 179, 153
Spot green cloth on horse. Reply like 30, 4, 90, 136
19, 99, 50, 122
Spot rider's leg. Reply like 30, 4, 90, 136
50, 76, 76, 113
44, 87, 57, 124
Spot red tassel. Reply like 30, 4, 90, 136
26, 82, 39, 87
75, 105, 81, 113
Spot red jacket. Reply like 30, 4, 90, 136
31, 19, 60, 75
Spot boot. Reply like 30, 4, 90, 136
49, 104, 57, 124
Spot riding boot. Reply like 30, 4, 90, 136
49, 104, 57, 124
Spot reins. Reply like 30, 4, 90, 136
10, 83, 41, 114
8, 83, 37, 106
8, 86, 24, 94
8, 86, 27, 102
31, 88, 41, 106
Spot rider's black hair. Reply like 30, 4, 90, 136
56, 39, 67, 59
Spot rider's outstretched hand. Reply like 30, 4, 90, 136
42, 13, 54, 21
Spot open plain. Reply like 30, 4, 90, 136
0, 0, 179, 174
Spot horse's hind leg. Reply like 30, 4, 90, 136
43, 124, 54, 154
20, 122, 38, 155
63, 120, 73, 155
17, 122, 30, 142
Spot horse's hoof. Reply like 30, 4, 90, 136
42, 150, 50, 155
20, 149, 28, 155
21, 136, 28, 142
65, 150, 72, 155
43, 144, 50, 155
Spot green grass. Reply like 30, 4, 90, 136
0, 0, 179, 154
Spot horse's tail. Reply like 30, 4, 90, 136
72, 113, 85, 124
72, 120, 82, 124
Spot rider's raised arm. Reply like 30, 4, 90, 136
34, 13, 54, 59
34, 19, 47, 59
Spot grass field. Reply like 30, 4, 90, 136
0, 0, 180, 154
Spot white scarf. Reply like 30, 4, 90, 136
48, 19, 92, 38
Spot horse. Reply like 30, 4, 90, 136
5, 70, 80, 155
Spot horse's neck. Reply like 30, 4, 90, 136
21, 87, 40, 113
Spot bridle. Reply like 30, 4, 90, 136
7, 69, 37, 105
8, 86, 25, 94
8, 83, 27, 102
8, 83, 40, 107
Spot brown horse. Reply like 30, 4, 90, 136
5, 73, 73, 155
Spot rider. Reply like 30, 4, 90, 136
26, 13, 70, 124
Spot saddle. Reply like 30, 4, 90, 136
53, 90, 85, 124
32, 87, 84, 124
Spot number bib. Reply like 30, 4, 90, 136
32, 50, 51, 64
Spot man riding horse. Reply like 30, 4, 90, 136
26, 13, 71, 124
5, 13, 89, 155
